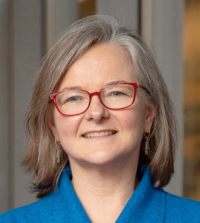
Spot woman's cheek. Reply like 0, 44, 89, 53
56, 115, 82, 141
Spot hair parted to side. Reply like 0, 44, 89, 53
23, 15, 177, 198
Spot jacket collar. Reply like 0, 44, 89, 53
51, 164, 166, 222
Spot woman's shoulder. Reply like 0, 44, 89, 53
164, 190, 200, 222
0, 192, 53, 223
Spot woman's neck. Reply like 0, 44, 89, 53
69, 158, 139, 223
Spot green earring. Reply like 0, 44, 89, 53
55, 139, 61, 163
144, 131, 150, 155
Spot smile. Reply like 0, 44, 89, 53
83, 131, 117, 138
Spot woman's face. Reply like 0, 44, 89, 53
49, 44, 155, 166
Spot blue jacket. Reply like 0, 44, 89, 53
1, 165, 200, 222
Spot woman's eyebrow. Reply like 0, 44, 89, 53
60, 81, 127, 91
107, 80, 127, 85
60, 86, 83, 91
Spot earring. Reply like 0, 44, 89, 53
144, 131, 150, 155
55, 139, 61, 163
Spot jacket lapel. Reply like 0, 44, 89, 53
116, 166, 166, 223
52, 167, 91, 222
50, 165, 166, 223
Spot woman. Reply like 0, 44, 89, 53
0, 15, 200, 223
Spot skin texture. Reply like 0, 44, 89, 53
49, 44, 155, 223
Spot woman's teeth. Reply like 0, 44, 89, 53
83, 131, 117, 138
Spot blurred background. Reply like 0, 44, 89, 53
0, 0, 199, 214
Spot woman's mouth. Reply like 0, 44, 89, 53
82, 130, 117, 138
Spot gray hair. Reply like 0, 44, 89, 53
23, 15, 177, 198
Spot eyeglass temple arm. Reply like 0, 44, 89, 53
49, 95, 54, 103
137, 84, 150, 94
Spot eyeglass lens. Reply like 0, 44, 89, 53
56, 84, 135, 115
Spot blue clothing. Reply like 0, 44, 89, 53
0, 165, 200, 222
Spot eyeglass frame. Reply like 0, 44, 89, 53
49, 83, 149, 116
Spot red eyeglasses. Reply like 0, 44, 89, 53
50, 83, 149, 116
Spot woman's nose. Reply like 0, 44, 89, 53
84, 95, 110, 122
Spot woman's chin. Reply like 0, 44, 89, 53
71, 150, 130, 168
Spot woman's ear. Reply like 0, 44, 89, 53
48, 115, 60, 142
144, 104, 156, 133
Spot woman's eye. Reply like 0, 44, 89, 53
109, 91, 126, 96
65, 96, 81, 103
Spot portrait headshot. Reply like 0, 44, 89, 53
0, 1, 200, 223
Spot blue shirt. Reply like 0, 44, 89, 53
1, 165, 200, 222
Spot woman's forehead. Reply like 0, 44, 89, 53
58, 44, 137, 91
